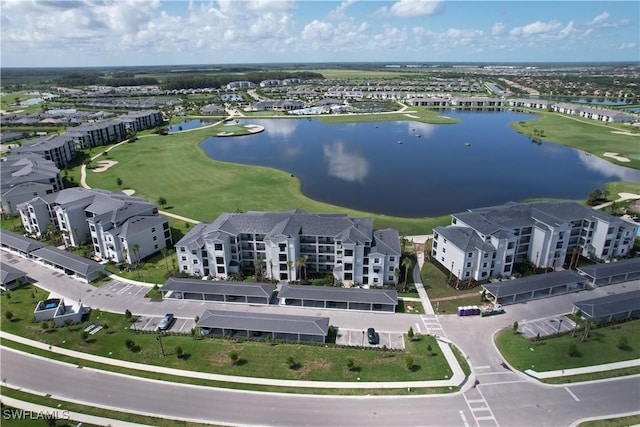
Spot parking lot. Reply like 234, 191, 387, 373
100, 281, 149, 298
131, 315, 195, 334
335, 328, 405, 350
520, 315, 576, 339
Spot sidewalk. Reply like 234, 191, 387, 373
525, 359, 640, 379
1, 331, 466, 390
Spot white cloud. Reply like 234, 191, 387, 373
586, 11, 629, 29
328, 0, 357, 20
491, 22, 505, 36
323, 141, 369, 183
589, 11, 610, 26
413, 26, 484, 50
619, 42, 637, 50
391, 0, 441, 17
510, 20, 563, 37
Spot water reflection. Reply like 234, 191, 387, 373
262, 119, 299, 138
323, 141, 369, 183
578, 151, 640, 182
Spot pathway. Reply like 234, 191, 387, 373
592, 192, 640, 210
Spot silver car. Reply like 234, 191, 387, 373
158, 313, 174, 331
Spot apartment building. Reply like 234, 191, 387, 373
1, 153, 62, 214
118, 110, 164, 132
66, 121, 127, 150
432, 201, 638, 281
175, 210, 401, 286
17, 188, 171, 263
10, 134, 76, 168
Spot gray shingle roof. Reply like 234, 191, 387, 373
574, 290, 640, 319
577, 258, 640, 279
278, 284, 398, 305
0, 229, 45, 253
31, 246, 104, 277
196, 309, 329, 336
483, 270, 585, 298
0, 262, 27, 285
434, 226, 495, 252
163, 278, 274, 298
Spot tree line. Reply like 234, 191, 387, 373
162, 71, 324, 90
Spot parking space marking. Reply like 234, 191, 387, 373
459, 410, 470, 427
565, 387, 580, 402
132, 286, 146, 297
463, 388, 499, 427
414, 322, 422, 334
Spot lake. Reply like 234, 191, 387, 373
168, 119, 211, 133
200, 111, 639, 217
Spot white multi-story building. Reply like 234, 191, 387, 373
175, 210, 401, 286
117, 110, 164, 132
432, 202, 638, 281
10, 134, 76, 168
17, 188, 171, 263
66, 121, 127, 150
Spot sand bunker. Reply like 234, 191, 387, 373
603, 152, 630, 162
92, 160, 118, 172
121, 189, 136, 196
246, 124, 264, 133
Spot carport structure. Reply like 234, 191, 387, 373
30, 247, 104, 283
0, 262, 27, 290
0, 229, 44, 257
161, 278, 274, 304
278, 284, 397, 312
196, 309, 329, 343
482, 270, 587, 305
573, 289, 640, 324
577, 257, 640, 287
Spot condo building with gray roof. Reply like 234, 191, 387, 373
1, 153, 63, 214
17, 187, 171, 264
175, 210, 401, 286
432, 201, 638, 281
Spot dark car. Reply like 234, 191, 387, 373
158, 313, 175, 331
367, 327, 378, 345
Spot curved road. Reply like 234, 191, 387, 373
2, 347, 639, 427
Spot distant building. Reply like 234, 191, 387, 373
117, 110, 163, 132
10, 134, 75, 168
432, 201, 638, 281
66, 120, 127, 150
175, 210, 401, 286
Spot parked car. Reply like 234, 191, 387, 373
367, 327, 378, 345
158, 313, 174, 331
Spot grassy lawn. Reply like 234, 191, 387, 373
578, 414, 640, 427
83, 122, 450, 235
511, 111, 640, 170
433, 295, 483, 316
542, 366, 640, 385
1, 284, 452, 385
0, 387, 193, 427
317, 107, 460, 125
495, 319, 640, 372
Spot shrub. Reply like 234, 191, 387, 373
408, 327, 415, 341
176, 346, 184, 359
426, 344, 433, 357
405, 356, 414, 371
512, 321, 519, 334
286, 356, 296, 369
617, 336, 629, 350
568, 343, 578, 357
125, 339, 135, 351
229, 351, 239, 365
41, 321, 49, 331
5, 311, 13, 321
346, 359, 355, 371
81, 331, 89, 342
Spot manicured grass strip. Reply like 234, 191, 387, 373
578, 413, 640, 427
450, 344, 472, 376
495, 319, 640, 372
1, 285, 456, 394
541, 366, 640, 385
0, 386, 199, 427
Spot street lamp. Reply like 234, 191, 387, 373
557, 318, 563, 334
156, 334, 165, 357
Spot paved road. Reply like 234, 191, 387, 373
4, 251, 640, 425
2, 348, 639, 427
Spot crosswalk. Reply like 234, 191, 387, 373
463, 387, 500, 427
420, 314, 447, 338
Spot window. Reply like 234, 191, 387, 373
217, 266, 225, 274
216, 257, 224, 264
433, 242, 438, 249
481, 272, 487, 277
183, 265, 188, 271
345, 263, 353, 270
374, 258, 380, 264
507, 242, 515, 249
442, 248, 446, 253
482, 263, 487, 268
181, 256, 187, 261
465, 272, 470, 277
180, 247, 185, 252
388, 276, 394, 281
484, 253, 488, 258
151, 227, 156, 233
345, 249, 354, 257
345, 273, 353, 280
193, 259, 199, 264
191, 250, 197, 255
443, 239, 447, 244
388, 266, 394, 272
214, 243, 223, 251
441, 257, 445, 262
153, 236, 157, 241
154, 244, 158, 249
466, 262, 471, 267
468, 252, 473, 258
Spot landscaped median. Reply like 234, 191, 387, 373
495, 319, 640, 384
1, 284, 467, 395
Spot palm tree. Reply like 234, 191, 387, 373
122, 247, 129, 265
255, 257, 264, 281
157, 197, 167, 209
132, 244, 141, 268
161, 248, 170, 273
580, 317, 595, 343
46, 223, 58, 246
286, 260, 293, 282
302, 255, 308, 282
402, 256, 413, 291
268, 259, 273, 280
572, 309, 582, 337
296, 257, 306, 283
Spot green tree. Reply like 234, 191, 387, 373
512, 321, 519, 334
81, 331, 89, 342
5, 311, 13, 321
580, 318, 595, 343
286, 356, 296, 369
617, 336, 628, 350
572, 309, 582, 337
568, 343, 578, 357
116, 177, 123, 187
132, 243, 141, 268
125, 309, 132, 321
405, 356, 414, 371
229, 351, 239, 365
402, 256, 413, 291
426, 344, 433, 357
157, 197, 167, 208
176, 346, 184, 359
346, 359, 355, 371
407, 326, 415, 341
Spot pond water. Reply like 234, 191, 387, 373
168, 119, 211, 133
200, 111, 639, 217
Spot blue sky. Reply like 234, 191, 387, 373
1, 0, 638, 67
